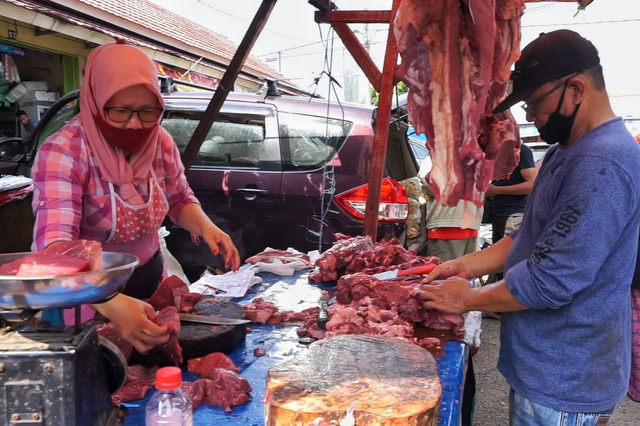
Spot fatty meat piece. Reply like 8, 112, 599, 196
16, 254, 91, 277
43, 240, 104, 270
187, 352, 239, 375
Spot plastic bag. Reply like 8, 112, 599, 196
158, 227, 190, 284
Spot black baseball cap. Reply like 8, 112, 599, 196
492, 30, 600, 114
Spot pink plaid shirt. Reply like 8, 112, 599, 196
32, 116, 199, 259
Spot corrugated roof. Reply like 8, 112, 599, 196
76, 0, 291, 84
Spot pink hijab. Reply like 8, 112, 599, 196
80, 43, 163, 205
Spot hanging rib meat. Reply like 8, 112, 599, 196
395, 0, 497, 207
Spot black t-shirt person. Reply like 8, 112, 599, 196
491, 144, 536, 217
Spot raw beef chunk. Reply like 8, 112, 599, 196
203, 368, 252, 412
149, 275, 188, 309
187, 352, 239, 375
96, 323, 133, 360
182, 380, 206, 409
111, 365, 156, 406
156, 306, 182, 365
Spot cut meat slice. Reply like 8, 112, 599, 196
43, 240, 103, 271
149, 275, 189, 309
16, 254, 91, 277
0, 239, 103, 277
203, 368, 252, 412
187, 352, 239, 376
156, 306, 182, 365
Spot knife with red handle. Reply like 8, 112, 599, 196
372, 263, 437, 280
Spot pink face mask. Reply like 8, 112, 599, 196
94, 113, 155, 153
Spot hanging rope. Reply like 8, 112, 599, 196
314, 24, 345, 253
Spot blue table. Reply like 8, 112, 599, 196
124, 271, 469, 425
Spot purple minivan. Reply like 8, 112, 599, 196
160, 90, 419, 279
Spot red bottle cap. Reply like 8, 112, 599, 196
156, 367, 182, 390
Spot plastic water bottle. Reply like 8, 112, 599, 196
145, 367, 193, 426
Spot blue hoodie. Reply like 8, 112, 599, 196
500, 118, 640, 412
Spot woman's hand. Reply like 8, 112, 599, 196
202, 224, 241, 271
91, 294, 169, 353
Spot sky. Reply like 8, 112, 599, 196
148, 0, 640, 117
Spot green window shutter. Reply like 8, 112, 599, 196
62, 55, 80, 93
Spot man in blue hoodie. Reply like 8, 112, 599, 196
420, 30, 640, 426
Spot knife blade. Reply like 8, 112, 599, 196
179, 313, 250, 326
372, 263, 437, 280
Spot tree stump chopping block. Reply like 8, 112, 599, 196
266, 334, 441, 425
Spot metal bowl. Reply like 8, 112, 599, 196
0, 252, 139, 310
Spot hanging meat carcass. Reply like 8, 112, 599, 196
395, 0, 525, 206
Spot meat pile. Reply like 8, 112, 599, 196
297, 273, 464, 349
309, 234, 440, 283
184, 353, 252, 412
111, 353, 252, 412
394, 0, 524, 207
149, 275, 203, 313
0, 239, 103, 277
112, 365, 157, 406
242, 298, 311, 325
245, 249, 314, 268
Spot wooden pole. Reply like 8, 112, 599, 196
181, 0, 278, 169
362, 0, 402, 240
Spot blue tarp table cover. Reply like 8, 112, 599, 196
123, 270, 469, 426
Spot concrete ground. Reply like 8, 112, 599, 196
472, 318, 640, 425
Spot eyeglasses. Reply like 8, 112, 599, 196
520, 71, 585, 116
520, 80, 568, 116
104, 107, 164, 123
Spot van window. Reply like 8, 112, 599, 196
278, 113, 353, 171
162, 111, 266, 168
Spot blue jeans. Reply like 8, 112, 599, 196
509, 390, 614, 426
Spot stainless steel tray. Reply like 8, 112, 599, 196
0, 252, 139, 310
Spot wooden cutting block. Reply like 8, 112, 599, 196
178, 296, 247, 361
266, 334, 441, 425
130, 296, 246, 367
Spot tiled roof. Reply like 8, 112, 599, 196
76, 0, 292, 84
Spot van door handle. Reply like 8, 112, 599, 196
236, 188, 268, 201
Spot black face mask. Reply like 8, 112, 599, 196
538, 83, 581, 146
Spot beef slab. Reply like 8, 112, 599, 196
0, 239, 103, 277
203, 368, 252, 412
395, 0, 526, 207
112, 365, 157, 406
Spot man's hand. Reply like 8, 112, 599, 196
484, 184, 501, 197
202, 225, 241, 271
420, 277, 473, 314
423, 259, 469, 284
92, 294, 169, 353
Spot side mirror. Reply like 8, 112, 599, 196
0, 138, 26, 162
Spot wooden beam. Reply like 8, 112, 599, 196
307, 0, 336, 11
315, 10, 392, 24
331, 22, 382, 92
181, 0, 278, 170
363, 0, 402, 240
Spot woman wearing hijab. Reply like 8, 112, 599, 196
31, 43, 240, 352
